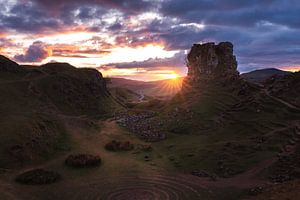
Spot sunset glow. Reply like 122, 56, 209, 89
158, 71, 180, 80
280, 66, 300, 72
0, 0, 299, 80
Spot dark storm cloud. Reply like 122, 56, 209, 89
160, 0, 300, 28
30, 0, 156, 15
14, 41, 49, 62
0, 2, 62, 32
0, 0, 155, 33
156, 0, 300, 71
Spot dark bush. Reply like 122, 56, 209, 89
65, 154, 101, 168
105, 140, 134, 151
16, 169, 61, 185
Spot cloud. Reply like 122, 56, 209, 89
52, 48, 111, 56
98, 51, 187, 74
0, 0, 299, 73
160, 0, 300, 29
0, 2, 62, 33
30, 0, 156, 14
14, 41, 50, 62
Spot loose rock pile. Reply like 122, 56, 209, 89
15, 169, 61, 185
116, 111, 166, 142
65, 154, 101, 168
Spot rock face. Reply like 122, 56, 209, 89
186, 42, 239, 83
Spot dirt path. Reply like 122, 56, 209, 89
263, 89, 300, 111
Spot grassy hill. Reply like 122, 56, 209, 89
0, 56, 119, 168
241, 68, 291, 83
123, 76, 300, 183
264, 71, 300, 107
163, 81, 299, 176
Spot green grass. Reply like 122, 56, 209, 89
137, 81, 300, 176
0, 63, 119, 168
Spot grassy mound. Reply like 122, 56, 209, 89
15, 169, 61, 185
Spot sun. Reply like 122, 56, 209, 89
169, 73, 180, 80
161, 72, 179, 80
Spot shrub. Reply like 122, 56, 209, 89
65, 154, 101, 168
105, 140, 134, 151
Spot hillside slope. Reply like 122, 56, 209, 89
264, 71, 300, 107
241, 68, 291, 83
116, 43, 300, 199
0, 55, 118, 168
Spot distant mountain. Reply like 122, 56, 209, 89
0, 55, 118, 168
241, 68, 291, 83
107, 77, 184, 100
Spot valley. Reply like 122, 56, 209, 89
0, 42, 300, 200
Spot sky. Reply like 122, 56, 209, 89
0, 0, 299, 81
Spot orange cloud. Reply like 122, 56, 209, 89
49, 43, 111, 59
28, 25, 92, 38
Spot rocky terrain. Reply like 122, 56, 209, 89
116, 111, 165, 142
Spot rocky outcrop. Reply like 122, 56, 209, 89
185, 42, 239, 85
